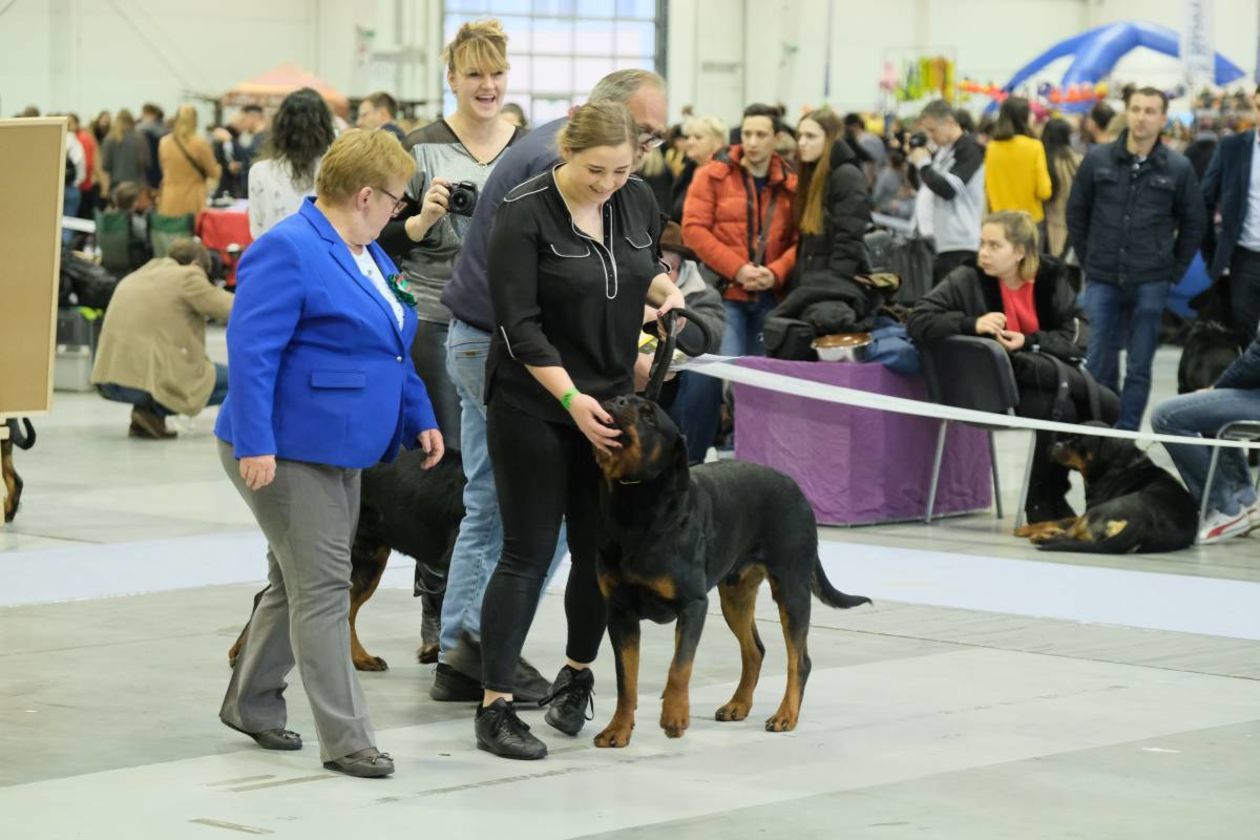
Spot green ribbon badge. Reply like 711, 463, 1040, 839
386, 272, 417, 307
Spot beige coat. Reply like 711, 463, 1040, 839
157, 133, 220, 217
91, 258, 234, 415
1044, 151, 1082, 257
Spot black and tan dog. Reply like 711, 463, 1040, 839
228, 448, 465, 671
2, 419, 36, 524
1014, 423, 1197, 553
590, 394, 870, 747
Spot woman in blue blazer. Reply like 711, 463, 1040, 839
215, 129, 443, 779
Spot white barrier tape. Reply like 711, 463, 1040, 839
680, 356, 1260, 452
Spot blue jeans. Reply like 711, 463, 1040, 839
439, 319, 566, 658
1151, 389, 1260, 516
668, 371, 723, 464
63, 186, 80, 245
1084, 280, 1169, 430
720, 295, 777, 357
98, 363, 227, 415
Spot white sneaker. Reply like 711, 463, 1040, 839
1245, 502, 1260, 533
1198, 508, 1252, 544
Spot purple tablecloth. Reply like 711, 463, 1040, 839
732, 358, 993, 525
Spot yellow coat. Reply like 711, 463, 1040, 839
984, 135, 1052, 222
157, 133, 220, 218
91, 258, 233, 415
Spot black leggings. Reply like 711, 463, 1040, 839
479, 398, 607, 693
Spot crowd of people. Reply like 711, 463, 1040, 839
23, 17, 1260, 777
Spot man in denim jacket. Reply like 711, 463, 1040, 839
1067, 87, 1206, 430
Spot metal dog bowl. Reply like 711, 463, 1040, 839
812, 332, 872, 362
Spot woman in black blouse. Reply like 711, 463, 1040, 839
475, 101, 685, 760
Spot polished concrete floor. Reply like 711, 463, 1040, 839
3, 329, 1258, 838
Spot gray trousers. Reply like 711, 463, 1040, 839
217, 441, 374, 762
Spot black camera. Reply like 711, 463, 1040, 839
908, 132, 929, 149
448, 181, 478, 216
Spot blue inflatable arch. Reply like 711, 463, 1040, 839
1000, 21, 1245, 110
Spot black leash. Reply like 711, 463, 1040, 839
642, 308, 712, 403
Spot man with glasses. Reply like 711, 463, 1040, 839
430, 70, 668, 711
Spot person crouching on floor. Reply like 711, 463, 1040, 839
91, 238, 233, 438
908, 210, 1119, 524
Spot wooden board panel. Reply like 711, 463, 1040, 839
0, 118, 65, 417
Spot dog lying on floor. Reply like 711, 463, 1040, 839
589, 394, 871, 747
2, 419, 36, 524
228, 448, 464, 671
1014, 424, 1197, 553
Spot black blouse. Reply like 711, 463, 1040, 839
487, 167, 663, 424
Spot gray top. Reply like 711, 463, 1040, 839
101, 132, 150, 188
383, 119, 525, 325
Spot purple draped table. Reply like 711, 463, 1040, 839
731, 357, 993, 526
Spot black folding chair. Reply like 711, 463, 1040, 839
1197, 420, 1260, 540
919, 335, 1035, 527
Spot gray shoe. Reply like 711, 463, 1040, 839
323, 747, 394, 778
222, 719, 303, 751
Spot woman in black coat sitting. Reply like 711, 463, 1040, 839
908, 210, 1118, 523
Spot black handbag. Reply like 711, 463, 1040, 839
762, 317, 816, 361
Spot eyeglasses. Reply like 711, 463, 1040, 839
637, 125, 667, 151
377, 186, 407, 217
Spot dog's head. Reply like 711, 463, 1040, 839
593, 395, 685, 484
1049, 422, 1143, 481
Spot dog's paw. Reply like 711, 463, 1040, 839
416, 643, 439, 664
764, 711, 798, 732
353, 654, 389, 672
715, 700, 750, 722
660, 704, 690, 738
594, 721, 634, 748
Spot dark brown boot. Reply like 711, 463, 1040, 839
129, 408, 175, 439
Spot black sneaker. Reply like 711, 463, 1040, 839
430, 662, 482, 702
475, 698, 548, 760
541, 666, 595, 736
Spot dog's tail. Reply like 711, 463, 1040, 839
1036, 529, 1144, 555
5, 419, 35, 450
812, 557, 872, 609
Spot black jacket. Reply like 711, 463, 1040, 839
907, 258, 1085, 363
1201, 129, 1257, 279
1065, 131, 1206, 286
796, 139, 871, 285
671, 158, 697, 223
1217, 335, 1260, 390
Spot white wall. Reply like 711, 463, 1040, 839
664, 0, 1259, 123
1, 0, 1255, 123
0, 0, 386, 119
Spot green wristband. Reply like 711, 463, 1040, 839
560, 387, 580, 411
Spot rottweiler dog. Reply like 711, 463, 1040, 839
228, 448, 464, 671
1014, 423, 1197, 553
2, 419, 35, 524
590, 394, 870, 747
1178, 320, 1243, 394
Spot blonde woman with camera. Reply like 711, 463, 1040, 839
380, 19, 527, 453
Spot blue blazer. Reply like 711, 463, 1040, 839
215, 198, 438, 469
1201, 129, 1256, 279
